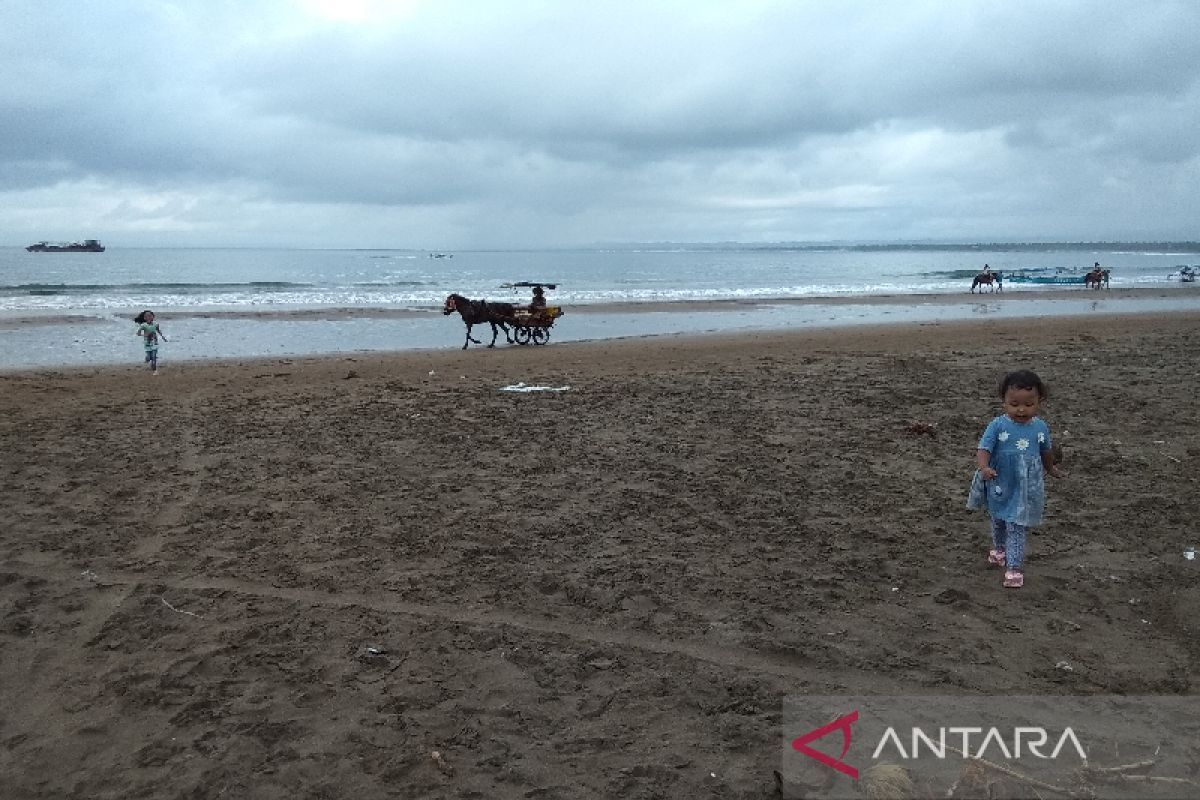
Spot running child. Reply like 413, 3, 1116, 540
134, 310, 167, 373
967, 369, 1064, 588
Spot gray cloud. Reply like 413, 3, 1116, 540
2, 0, 1198, 247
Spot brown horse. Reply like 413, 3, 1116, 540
970, 272, 1001, 293
443, 294, 517, 349
1084, 269, 1110, 289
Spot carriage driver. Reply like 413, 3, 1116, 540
526, 285, 547, 313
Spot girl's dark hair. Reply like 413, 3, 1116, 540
999, 369, 1048, 399
134, 310, 152, 324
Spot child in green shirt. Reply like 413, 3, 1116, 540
133, 310, 167, 373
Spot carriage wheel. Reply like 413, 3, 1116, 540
532, 328, 550, 345
513, 326, 532, 345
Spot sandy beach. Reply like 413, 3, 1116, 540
2, 311, 1198, 798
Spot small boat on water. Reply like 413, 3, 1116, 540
1004, 273, 1085, 285
1169, 265, 1197, 283
26, 239, 105, 253
501, 281, 559, 290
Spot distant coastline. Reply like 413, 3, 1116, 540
6, 240, 1200, 253
593, 240, 1200, 254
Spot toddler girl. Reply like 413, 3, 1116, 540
967, 370, 1064, 587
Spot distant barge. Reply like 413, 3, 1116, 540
26, 239, 105, 253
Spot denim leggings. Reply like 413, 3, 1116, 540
990, 517, 1029, 571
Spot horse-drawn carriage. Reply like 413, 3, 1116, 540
443, 282, 565, 349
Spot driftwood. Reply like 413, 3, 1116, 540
904, 420, 938, 437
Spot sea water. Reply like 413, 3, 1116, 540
2, 244, 1199, 367
4, 244, 1199, 312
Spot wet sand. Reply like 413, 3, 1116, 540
1, 311, 1198, 798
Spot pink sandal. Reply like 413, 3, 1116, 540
1003, 570, 1024, 588
987, 549, 1006, 567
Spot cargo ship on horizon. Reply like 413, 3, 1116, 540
26, 239, 105, 253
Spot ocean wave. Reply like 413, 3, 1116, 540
350, 281, 435, 287
919, 266, 1088, 279
0, 284, 917, 312
0, 281, 314, 296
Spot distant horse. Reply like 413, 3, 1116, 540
443, 294, 517, 349
970, 272, 1001, 293
1084, 269, 1110, 290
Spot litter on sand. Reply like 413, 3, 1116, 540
499, 382, 570, 392
161, 597, 202, 618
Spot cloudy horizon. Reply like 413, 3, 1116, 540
3, 1, 1199, 249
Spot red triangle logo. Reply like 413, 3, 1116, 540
791, 710, 859, 779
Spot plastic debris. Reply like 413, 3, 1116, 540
161, 597, 202, 618
499, 382, 570, 393
431, 750, 453, 775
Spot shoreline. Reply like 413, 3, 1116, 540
4, 308, 1199, 379
2, 286, 1199, 372
1, 284, 1196, 327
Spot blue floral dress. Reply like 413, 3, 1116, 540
966, 415, 1052, 527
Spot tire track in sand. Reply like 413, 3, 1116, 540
131, 399, 212, 560
0, 402, 218, 744
3, 560, 895, 691
74, 396, 213, 646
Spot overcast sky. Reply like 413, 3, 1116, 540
3, 1, 1199, 248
